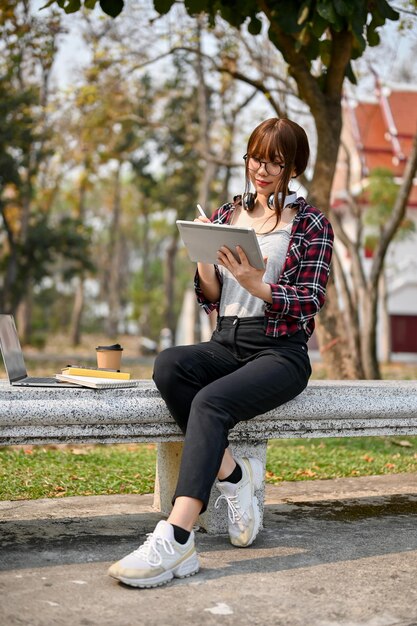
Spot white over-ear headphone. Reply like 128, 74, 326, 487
267, 191, 297, 209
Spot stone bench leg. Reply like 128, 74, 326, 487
153, 440, 267, 535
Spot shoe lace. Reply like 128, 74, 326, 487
214, 493, 242, 524
133, 532, 175, 567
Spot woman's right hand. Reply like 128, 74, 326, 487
194, 216, 211, 224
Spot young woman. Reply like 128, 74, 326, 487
108, 117, 334, 588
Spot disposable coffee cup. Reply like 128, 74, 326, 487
96, 344, 123, 370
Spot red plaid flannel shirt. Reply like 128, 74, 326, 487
194, 196, 334, 338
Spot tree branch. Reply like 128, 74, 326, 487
333, 244, 354, 309
369, 128, 417, 289
330, 208, 367, 297
339, 140, 361, 220
126, 50, 175, 73
258, 0, 327, 119
230, 89, 258, 117
233, 29, 294, 92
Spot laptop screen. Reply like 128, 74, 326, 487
0, 315, 28, 382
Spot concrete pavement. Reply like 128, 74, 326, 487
1, 473, 417, 626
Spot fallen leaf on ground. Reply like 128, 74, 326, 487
363, 455, 374, 462
295, 468, 317, 477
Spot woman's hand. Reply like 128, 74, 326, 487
194, 216, 211, 224
217, 246, 272, 303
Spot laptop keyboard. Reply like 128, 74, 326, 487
21, 376, 57, 384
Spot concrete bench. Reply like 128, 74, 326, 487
1, 379, 417, 534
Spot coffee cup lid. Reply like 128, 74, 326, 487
96, 343, 123, 351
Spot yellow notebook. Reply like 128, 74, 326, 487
61, 367, 131, 380
56, 374, 138, 389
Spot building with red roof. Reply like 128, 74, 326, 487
331, 83, 417, 357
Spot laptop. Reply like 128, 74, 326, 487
0, 314, 75, 387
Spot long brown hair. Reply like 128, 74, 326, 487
244, 118, 310, 220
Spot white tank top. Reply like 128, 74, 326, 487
218, 221, 293, 318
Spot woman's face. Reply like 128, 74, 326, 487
247, 153, 285, 198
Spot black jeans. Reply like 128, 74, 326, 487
153, 316, 311, 513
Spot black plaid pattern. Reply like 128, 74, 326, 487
194, 197, 334, 338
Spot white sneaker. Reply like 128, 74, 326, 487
108, 520, 200, 588
215, 457, 264, 548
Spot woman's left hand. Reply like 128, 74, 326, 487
217, 246, 270, 300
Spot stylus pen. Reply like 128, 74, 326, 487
196, 203, 207, 218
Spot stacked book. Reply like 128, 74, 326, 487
55, 366, 138, 389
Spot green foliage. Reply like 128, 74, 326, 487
61, 0, 81, 13
0, 60, 97, 317
0, 81, 37, 189
48, 0, 400, 80
0, 2, 78, 316
363, 167, 415, 253
365, 167, 399, 227
152, 55, 205, 217
99, 0, 123, 17
130, 268, 166, 338
154, 0, 173, 14
32, 286, 76, 334
0, 214, 94, 307
247, 14, 262, 35
42, 0, 123, 15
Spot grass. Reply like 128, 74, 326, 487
1, 437, 416, 501
0, 444, 157, 500
266, 436, 417, 482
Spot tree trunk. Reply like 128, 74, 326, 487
314, 279, 359, 379
70, 278, 84, 347
195, 19, 216, 211
164, 234, 178, 335
0, 202, 19, 314
379, 271, 391, 364
15, 175, 33, 343
70, 167, 88, 346
106, 163, 122, 337
332, 247, 366, 378
361, 288, 381, 379
267, 23, 361, 378
16, 280, 33, 345
139, 206, 151, 339
309, 105, 362, 378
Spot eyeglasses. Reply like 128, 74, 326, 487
243, 154, 285, 176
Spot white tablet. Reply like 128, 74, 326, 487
176, 220, 265, 269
